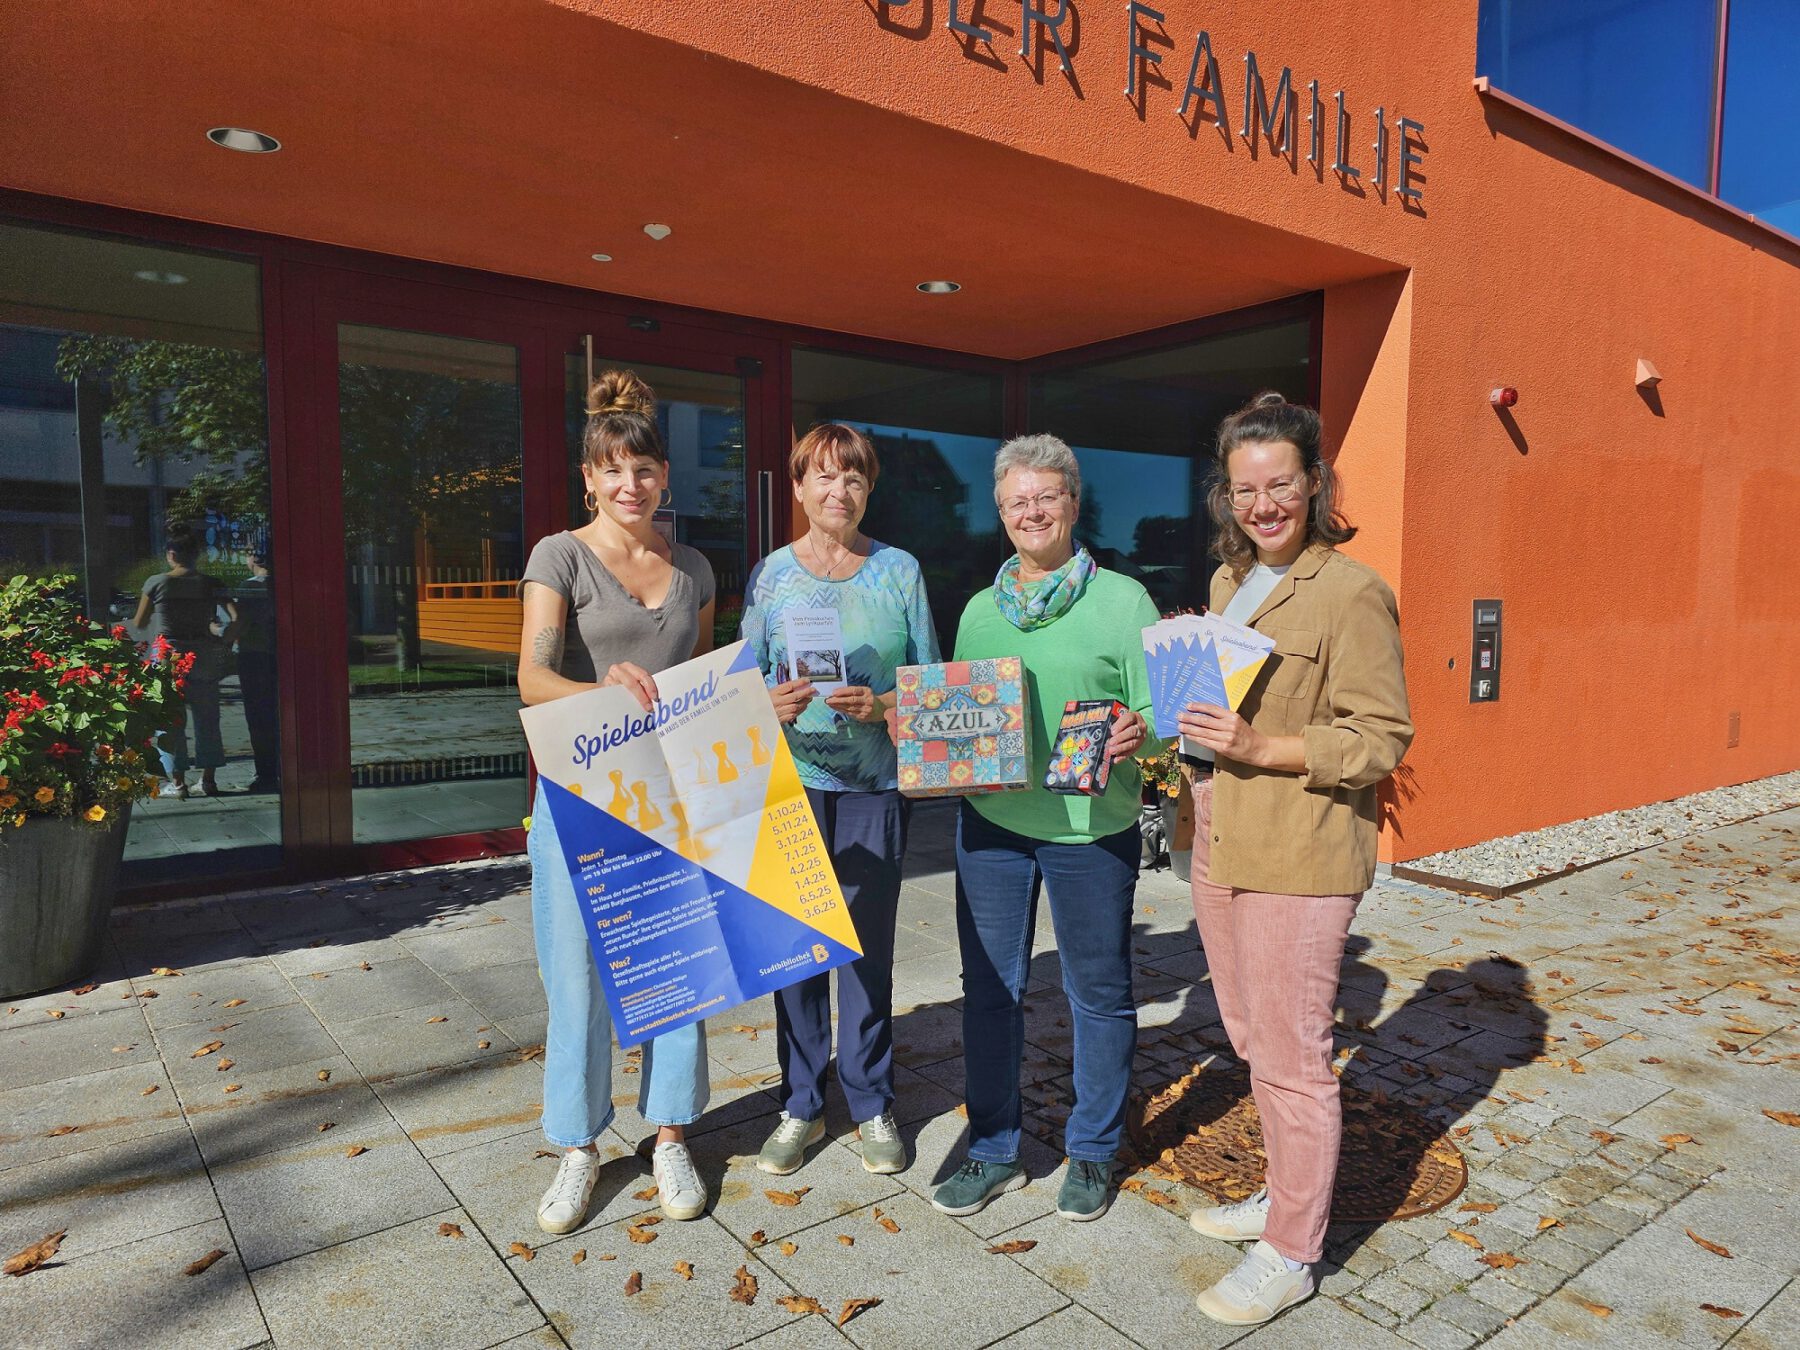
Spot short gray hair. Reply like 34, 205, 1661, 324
992, 433, 1081, 504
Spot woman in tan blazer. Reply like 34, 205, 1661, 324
1176, 391, 1413, 1328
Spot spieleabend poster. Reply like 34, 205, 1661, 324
519, 641, 860, 1047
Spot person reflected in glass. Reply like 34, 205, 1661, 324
932, 434, 1158, 1225
739, 423, 939, 1178
518, 368, 716, 1234
231, 543, 280, 794
1178, 392, 1412, 1327
133, 522, 235, 799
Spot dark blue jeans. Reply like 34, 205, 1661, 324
954, 800, 1141, 1164
774, 788, 909, 1122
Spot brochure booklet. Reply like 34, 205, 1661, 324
1141, 614, 1277, 738
781, 605, 847, 694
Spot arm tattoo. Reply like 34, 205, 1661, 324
530, 625, 565, 671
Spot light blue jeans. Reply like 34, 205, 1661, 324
530, 784, 710, 1147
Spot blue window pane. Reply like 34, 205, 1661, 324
1721, 0, 1800, 236
1477, 1, 1720, 189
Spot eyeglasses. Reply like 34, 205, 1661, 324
1227, 479, 1307, 510
999, 489, 1070, 519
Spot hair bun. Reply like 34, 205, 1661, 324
1251, 390, 1288, 410
585, 368, 656, 419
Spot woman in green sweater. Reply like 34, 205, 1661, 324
930, 433, 1159, 1225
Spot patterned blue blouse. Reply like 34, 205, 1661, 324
740, 541, 940, 792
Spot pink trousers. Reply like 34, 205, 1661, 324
1188, 777, 1359, 1264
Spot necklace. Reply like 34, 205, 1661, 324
807, 534, 858, 579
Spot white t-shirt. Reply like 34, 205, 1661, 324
1185, 562, 1292, 765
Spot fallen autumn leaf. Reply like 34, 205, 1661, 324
987, 1240, 1038, 1254
776, 1294, 825, 1314
4, 1230, 65, 1277
674, 1260, 694, 1280
624, 1270, 642, 1295
1685, 1228, 1733, 1258
838, 1297, 881, 1327
438, 1223, 465, 1239
728, 1264, 758, 1305
183, 1249, 227, 1277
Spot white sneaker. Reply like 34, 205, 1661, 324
1189, 1187, 1270, 1241
536, 1147, 600, 1234
1194, 1239, 1316, 1325
653, 1140, 707, 1221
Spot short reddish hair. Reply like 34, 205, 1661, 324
790, 422, 880, 485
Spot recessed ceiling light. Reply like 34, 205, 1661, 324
207, 126, 280, 153
917, 280, 961, 294
132, 270, 188, 285
642, 223, 672, 241
590, 253, 613, 263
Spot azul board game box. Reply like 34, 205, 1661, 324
1043, 699, 1125, 796
894, 657, 1029, 797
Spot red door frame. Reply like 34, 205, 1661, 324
273, 260, 786, 880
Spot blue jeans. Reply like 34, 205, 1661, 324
954, 800, 1140, 1164
774, 788, 908, 1122
157, 644, 226, 775
529, 783, 709, 1147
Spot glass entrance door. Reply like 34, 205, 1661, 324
336, 323, 531, 846
564, 352, 750, 649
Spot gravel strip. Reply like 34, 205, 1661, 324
1394, 768, 1800, 891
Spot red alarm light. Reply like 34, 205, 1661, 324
1489, 387, 1519, 408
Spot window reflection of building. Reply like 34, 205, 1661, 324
0, 220, 280, 876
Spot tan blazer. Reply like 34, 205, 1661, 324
1204, 542, 1413, 895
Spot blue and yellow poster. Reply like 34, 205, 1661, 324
519, 641, 860, 1047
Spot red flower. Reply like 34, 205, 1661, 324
110, 625, 128, 639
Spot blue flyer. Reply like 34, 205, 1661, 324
519, 641, 861, 1047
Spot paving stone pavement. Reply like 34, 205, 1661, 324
3, 802, 1797, 1348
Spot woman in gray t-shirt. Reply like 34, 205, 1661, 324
517, 369, 716, 1235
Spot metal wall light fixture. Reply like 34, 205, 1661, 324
917, 280, 961, 294
1488, 386, 1519, 408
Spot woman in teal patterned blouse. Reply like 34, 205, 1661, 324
739, 423, 939, 1178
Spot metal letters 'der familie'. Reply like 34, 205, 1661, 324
867, 2, 1425, 204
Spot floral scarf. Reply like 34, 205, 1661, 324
992, 547, 1097, 631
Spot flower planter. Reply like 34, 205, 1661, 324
0, 803, 130, 998
1161, 783, 1194, 885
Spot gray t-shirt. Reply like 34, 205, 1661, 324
1187, 562, 1291, 765
521, 532, 716, 682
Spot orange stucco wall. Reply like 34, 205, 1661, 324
595, 1, 1800, 858
4, 1, 1797, 858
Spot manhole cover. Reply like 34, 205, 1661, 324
1129, 1061, 1469, 1222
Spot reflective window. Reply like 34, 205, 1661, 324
1027, 320, 1313, 613
791, 350, 1006, 657
338, 325, 525, 846
1721, 0, 1800, 236
1476, 0, 1721, 189
564, 358, 747, 649
0, 221, 279, 879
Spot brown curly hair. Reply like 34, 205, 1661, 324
1206, 390, 1356, 574
582, 368, 664, 469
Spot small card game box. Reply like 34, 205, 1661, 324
894, 657, 1029, 797
1043, 699, 1125, 796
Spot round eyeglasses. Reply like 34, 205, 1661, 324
1227, 480, 1307, 510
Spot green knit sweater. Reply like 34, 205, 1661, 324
953, 568, 1163, 845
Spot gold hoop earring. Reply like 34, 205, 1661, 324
659, 488, 673, 508
583, 490, 599, 513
